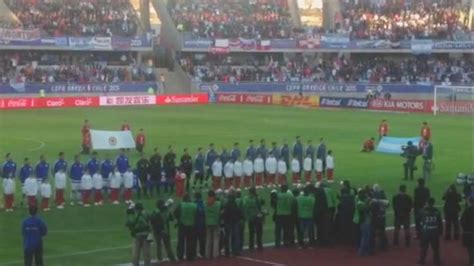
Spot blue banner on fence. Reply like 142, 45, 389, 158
376, 137, 421, 154
199, 82, 433, 94
0, 82, 159, 94
319, 97, 369, 109
183, 33, 473, 51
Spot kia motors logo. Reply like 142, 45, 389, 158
370, 100, 383, 108
165, 97, 172, 103
75, 98, 93, 106
46, 99, 65, 107
7, 99, 28, 107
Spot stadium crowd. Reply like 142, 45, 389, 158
336, 0, 472, 41
0, 52, 156, 83
3, 123, 474, 266
181, 54, 474, 84
4, 0, 139, 37
170, 0, 292, 39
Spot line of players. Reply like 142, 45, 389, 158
1, 136, 335, 212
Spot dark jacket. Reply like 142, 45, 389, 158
223, 199, 243, 225
414, 186, 430, 210
442, 189, 462, 214
149, 154, 162, 180
461, 205, 474, 247
392, 193, 413, 219
180, 154, 193, 174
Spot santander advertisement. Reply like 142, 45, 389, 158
216, 93, 272, 105
369, 99, 433, 113
157, 93, 209, 105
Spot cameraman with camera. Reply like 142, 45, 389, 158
126, 203, 151, 266
401, 141, 419, 181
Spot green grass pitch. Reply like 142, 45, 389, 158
0, 104, 472, 265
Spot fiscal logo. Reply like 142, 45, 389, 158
321, 98, 342, 106
108, 137, 117, 146
347, 99, 368, 108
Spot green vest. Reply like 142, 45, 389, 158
127, 211, 150, 237
244, 196, 259, 219
297, 195, 315, 219
205, 201, 221, 226
180, 202, 197, 226
324, 187, 337, 209
276, 191, 294, 216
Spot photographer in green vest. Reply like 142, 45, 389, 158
125, 202, 151, 266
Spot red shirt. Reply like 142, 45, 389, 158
421, 126, 431, 140
379, 122, 389, 136
136, 133, 145, 145
82, 133, 91, 146
363, 139, 375, 151
82, 124, 90, 137
121, 124, 130, 131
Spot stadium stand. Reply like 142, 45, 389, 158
0, 52, 156, 83
4, 0, 140, 37
181, 54, 474, 84
170, 0, 293, 38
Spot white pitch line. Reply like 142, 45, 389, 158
237, 256, 286, 266
8, 137, 46, 152
49, 228, 123, 233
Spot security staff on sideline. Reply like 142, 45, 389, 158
414, 179, 431, 239
175, 194, 197, 261
442, 184, 462, 240
180, 148, 193, 192
149, 148, 162, 197
422, 141, 434, 180
392, 185, 413, 246
418, 198, 442, 266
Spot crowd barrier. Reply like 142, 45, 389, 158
1, 92, 471, 115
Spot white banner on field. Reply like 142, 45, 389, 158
90, 130, 136, 150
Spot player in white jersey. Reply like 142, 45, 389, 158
253, 154, 264, 188
326, 150, 335, 182
109, 168, 122, 204
233, 159, 243, 189
123, 168, 134, 204
40, 180, 52, 211
223, 160, 234, 189
3, 177, 15, 212
243, 157, 254, 188
81, 170, 93, 207
92, 172, 104, 205
315, 158, 323, 182
24, 175, 38, 208
54, 169, 67, 209
291, 158, 301, 184
265, 153, 277, 187
277, 158, 287, 185
303, 154, 313, 184
211, 158, 223, 191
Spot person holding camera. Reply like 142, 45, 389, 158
125, 202, 151, 266
401, 141, 419, 180
149, 199, 176, 263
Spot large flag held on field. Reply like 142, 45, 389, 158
376, 136, 421, 154
90, 130, 136, 150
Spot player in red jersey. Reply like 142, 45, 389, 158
421, 121, 431, 141
121, 120, 131, 131
135, 128, 146, 153
378, 119, 389, 140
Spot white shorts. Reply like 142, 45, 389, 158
71, 182, 81, 191
102, 179, 110, 188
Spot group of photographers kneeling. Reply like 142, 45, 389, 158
125, 179, 474, 266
